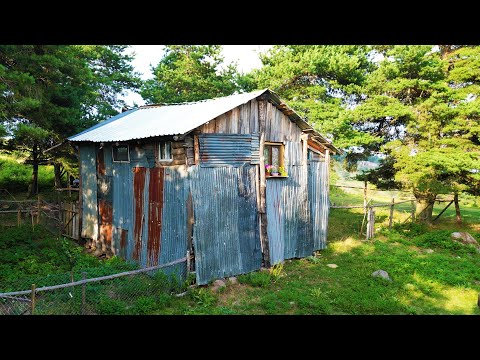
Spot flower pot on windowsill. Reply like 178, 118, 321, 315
271, 172, 280, 176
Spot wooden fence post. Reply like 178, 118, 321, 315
389, 197, 395, 229
30, 284, 36, 315
37, 195, 41, 225
81, 272, 86, 315
411, 200, 415, 223
186, 250, 191, 273
17, 209, 21, 226
363, 180, 368, 216
366, 206, 375, 240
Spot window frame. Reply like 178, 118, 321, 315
112, 144, 130, 163
158, 140, 173, 162
264, 141, 286, 178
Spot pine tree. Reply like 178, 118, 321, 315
140, 45, 241, 104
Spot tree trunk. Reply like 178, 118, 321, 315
454, 193, 462, 224
414, 192, 436, 224
29, 144, 39, 197
54, 163, 63, 189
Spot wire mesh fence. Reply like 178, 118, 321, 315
0, 258, 189, 315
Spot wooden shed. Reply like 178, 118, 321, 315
68, 89, 340, 284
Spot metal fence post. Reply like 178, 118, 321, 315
81, 272, 86, 315
30, 284, 36, 315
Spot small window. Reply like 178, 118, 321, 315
112, 145, 130, 162
158, 141, 172, 161
264, 142, 286, 177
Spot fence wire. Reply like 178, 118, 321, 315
0, 258, 189, 315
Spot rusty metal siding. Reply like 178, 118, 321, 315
112, 162, 133, 257
147, 167, 164, 267
190, 165, 262, 285
159, 166, 189, 276
199, 134, 260, 167
267, 165, 312, 264
79, 144, 98, 240
308, 161, 329, 250
250, 133, 260, 165
132, 167, 147, 264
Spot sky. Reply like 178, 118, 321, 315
123, 45, 272, 106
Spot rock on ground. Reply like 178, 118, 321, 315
228, 277, 238, 285
372, 270, 392, 281
211, 279, 226, 292
451, 232, 478, 246
326, 264, 338, 268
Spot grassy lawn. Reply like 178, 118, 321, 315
1, 160, 479, 315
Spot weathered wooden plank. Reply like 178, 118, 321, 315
230, 107, 239, 133
171, 141, 185, 149
171, 148, 185, 156
250, 99, 259, 133
194, 135, 200, 165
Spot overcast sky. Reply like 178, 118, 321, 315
123, 45, 272, 106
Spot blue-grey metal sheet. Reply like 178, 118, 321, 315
79, 144, 98, 240
308, 161, 329, 250
267, 165, 312, 264
112, 162, 133, 258
68, 90, 267, 142
158, 166, 189, 277
190, 165, 262, 285
199, 133, 260, 167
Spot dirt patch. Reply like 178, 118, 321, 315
217, 283, 251, 307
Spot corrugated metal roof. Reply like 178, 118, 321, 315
68, 88, 341, 154
69, 89, 267, 142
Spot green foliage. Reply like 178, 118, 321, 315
190, 287, 217, 307
238, 271, 272, 287
0, 154, 55, 192
251, 45, 374, 148
97, 297, 128, 315
348, 45, 480, 203
141, 45, 242, 104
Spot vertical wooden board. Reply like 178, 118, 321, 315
231, 107, 239, 133
239, 103, 250, 134
265, 102, 273, 140
250, 99, 259, 133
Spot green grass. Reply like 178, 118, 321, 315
1, 162, 480, 315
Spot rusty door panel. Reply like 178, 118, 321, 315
133, 167, 147, 261
98, 199, 113, 247
147, 167, 164, 266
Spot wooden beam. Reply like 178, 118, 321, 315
193, 135, 200, 165
432, 200, 454, 222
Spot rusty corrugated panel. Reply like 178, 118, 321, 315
308, 161, 329, 250
199, 134, 260, 167
147, 167, 164, 267
79, 144, 98, 240
267, 165, 312, 264
98, 199, 113, 248
120, 229, 128, 258
132, 167, 146, 262
190, 165, 262, 285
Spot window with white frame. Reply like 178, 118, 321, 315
158, 141, 172, 161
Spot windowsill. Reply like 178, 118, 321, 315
266, 175, 288, 179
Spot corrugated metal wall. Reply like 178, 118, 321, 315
79, 144, 98, 240
190, 165, 262, 285
112, 162, 133, 258
199, 134, 260, 167
267, 165, 312, 264
308, 161, 329, 250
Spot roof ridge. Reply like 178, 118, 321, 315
138, 89, 269, 109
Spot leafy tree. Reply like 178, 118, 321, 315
140, 45, 241, 104
0, 45, 140, 195
348, 45, 480, 223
